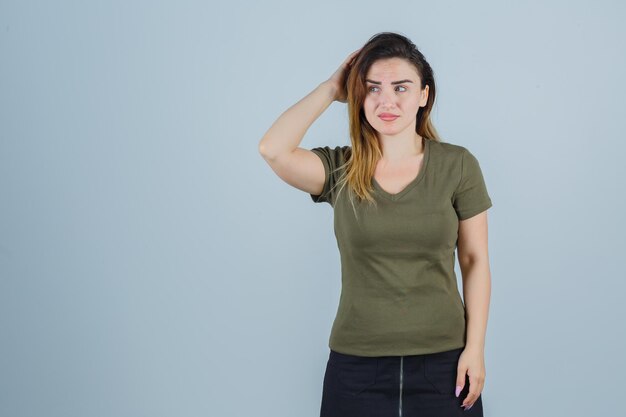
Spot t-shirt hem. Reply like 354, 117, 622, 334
309, 148, 330, 204
328, 342, 467, 357
457, 200, 493, 220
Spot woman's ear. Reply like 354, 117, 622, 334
420, 84, 429, 107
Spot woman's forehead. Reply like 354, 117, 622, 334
366, 59, 418, 81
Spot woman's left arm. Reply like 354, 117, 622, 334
455, 210, 492, 410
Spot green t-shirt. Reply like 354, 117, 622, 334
309, 137, 492, 356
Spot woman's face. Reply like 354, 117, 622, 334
363, 58, 429, 137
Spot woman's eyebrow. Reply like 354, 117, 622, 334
365, 79, 414, 85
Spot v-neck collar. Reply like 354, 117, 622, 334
372, 137, 430, 201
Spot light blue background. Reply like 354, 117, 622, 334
1, 1, 625, 416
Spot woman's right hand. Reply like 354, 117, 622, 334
326, 48, 362, 103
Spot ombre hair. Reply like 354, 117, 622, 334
330, 32, 443, 217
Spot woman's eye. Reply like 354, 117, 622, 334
368, 86, 407, 92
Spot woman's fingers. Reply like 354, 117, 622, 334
345, 48, 361, 65
461, 373, 484, 409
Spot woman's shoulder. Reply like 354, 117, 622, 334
430, 138, 468, 154
429, 138, 486, 167
310, 144, 351, 160
309, 144, 352, 171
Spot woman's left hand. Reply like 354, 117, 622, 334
455, 347, 485, 410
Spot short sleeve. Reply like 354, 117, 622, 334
452, 148, 493, 220
309, 145, 349, 206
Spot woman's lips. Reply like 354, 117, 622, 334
379, 115, 399, 121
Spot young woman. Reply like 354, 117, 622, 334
259, 32, 492, 417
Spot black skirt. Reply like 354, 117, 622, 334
320, 347, 484, 417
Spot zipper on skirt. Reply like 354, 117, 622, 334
399, 356, 404, 417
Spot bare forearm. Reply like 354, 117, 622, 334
461, 259, 491, 353
258, 81, 337, 159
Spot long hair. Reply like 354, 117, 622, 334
330, 32, 443, 217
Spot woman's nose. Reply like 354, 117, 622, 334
379, 90, 397, 106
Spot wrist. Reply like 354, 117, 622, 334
463, 343, 485, 354
319, 80, 338, 101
